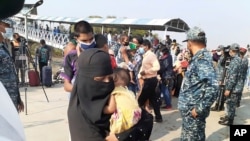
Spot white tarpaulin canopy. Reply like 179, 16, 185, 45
14, 14, 190, 32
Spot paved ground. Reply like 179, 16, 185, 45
19, 84, 250, 141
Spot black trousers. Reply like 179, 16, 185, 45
138, 77, 162, 120
174, 73, 183, 97
115, 108, 153, 141
15, 60, 26, 84
39, 62, 48, 82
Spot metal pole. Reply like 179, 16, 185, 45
25, 87, 28, 115
128, 26, 131, 36
25, 15, 28, 40
24, 14, 29, 83
101, 25, 104, 34
164, 25, 168, 38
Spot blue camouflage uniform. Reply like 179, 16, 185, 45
216, 55, 225, 82
210, 55, 225, 108
178, 27, 219, 141
222, 43, 242, 124
237, 55, 248, 105
0, 43, 21, 109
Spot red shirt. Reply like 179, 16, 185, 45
110, 55, 117, 69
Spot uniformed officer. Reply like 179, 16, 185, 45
178, 27, 219, 141
237, 47, 248, 107
219, 43, 242, 125
211, 45, 225, 111
0, 20, 24, 112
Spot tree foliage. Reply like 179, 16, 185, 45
88, 15, 103, 18
106, 15, 116, 19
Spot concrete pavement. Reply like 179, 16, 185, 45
19, 84, 250, 141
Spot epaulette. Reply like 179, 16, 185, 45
197, 53, 204, 60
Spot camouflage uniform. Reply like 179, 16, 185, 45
237, 56, 248, 105
221, 43, 242, 125
209, 55, 225, 111
211, 48, 230, 111
216, 56, 225, 82
178, 27, 219, 141
0, 43, 21, 109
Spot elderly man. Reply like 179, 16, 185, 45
178, 27, 219, 141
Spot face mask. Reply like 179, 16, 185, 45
160, 52, 163, 56
217, 51, 221, 55
79, 39, 96, 50
1, 28, 13, 40
124, 42, 129, 46
138, 47, 145, 55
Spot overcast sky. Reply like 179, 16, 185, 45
25, 0, 250, 49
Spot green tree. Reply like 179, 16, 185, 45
106, 16, 116, 19
130, 29, 147, 37
88, 15, 102, 18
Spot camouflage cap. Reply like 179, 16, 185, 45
0, 18, 15, 27
217, 45, 224, 51
183, 26, 206, 42
230, 43, 240, 50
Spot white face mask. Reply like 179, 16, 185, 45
1, 28, 13, 40
217, 51, 222, 55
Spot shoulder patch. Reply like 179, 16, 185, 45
198, 53, 204, 60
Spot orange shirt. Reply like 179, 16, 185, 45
138, 50, 160, 79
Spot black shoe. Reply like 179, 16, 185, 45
220, 116, 228, 121
211, 104, 218, 111
210, 106, 218, 111
237, 103, 240, 108
218, 119, 233, 126
155, 118, 163, 123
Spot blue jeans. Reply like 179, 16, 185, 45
128, 82, 136, 95
161, 83, 172, 107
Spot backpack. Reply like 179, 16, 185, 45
39, 47, 49, 63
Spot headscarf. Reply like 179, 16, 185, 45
68, 48, 114, 139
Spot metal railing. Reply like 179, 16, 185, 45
13, 25, 69, 49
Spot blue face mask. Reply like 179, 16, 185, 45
79, 39, 96, 50
138, 47, 145, 55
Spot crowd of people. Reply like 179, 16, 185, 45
60, 20, 250, 140
1, 13, 250, 141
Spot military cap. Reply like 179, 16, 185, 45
217, 45, 224, 51
183, 26, 206, 42
230, 43, 240, 50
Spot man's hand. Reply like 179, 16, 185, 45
140, 70, 146, 76
191, 108, 198, 118
224, 90, 230, 97
219, 81, 222, 85
18, 100, 24, 113
130, 80, 136, 84
105, 133, 118, 141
